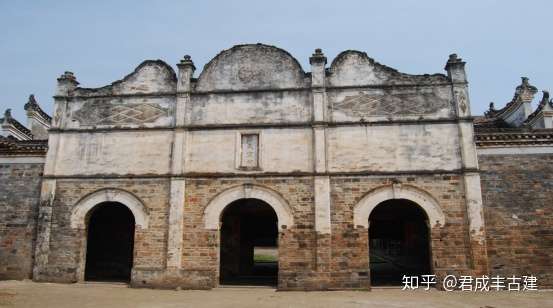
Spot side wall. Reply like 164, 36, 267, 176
0, 162, 43, 279
479, 153, 553, 287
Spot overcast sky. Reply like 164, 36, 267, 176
1, 0, 552, 122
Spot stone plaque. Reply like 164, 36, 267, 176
240, 134, 259, 168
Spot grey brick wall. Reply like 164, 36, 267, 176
0, 163, 43, 279
479, 154, 553, 287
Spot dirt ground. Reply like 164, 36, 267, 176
1, 280, 552, 308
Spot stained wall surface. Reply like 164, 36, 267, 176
479, 153, 553, 287
2, 44, 495, 290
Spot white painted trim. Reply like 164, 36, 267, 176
0, 156, 45, 163
27, 111, 51, 129
70, 188, 149, 229
204, 184, 293, 231
477, 146, 553, 155
314, 176, 331, 234
167, 179, 185, 268
1, 125, 31, 140
353, 184, 445, 228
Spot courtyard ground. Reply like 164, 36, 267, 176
1, 280, 552, 308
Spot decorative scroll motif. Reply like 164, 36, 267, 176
334, 92, 448, 117
457, 90, 468, 114
74, 100, 168, 125
238, 67, 267, 83
53, 105, 63, 127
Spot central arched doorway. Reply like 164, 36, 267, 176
369, 199, 431, 286
84, 202, 135, 282
219, 198, 278, 286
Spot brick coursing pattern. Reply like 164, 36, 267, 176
38, 178, 170, 282
0, 163, 43, 280
4, 173, 484, 289
170, 175, 475, 289
329, 175, 475, 285
479, 154, 553, 287
182, 177, 319, 289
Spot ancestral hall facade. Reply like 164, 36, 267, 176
1, 44, 552, 290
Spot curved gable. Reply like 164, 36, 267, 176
74, 60, 177, 96
196, 44, 306, 92
329, 50, 448, 87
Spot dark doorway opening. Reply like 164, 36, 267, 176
219, 198, 278, 286
85, 202, 135, 282
369, 199, 431, 286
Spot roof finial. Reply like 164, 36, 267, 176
444, 53, 466, 81
515, 77, 538, 102
178, 54, 196, 70
310, 48, 327, 65
25, 94, 37, 111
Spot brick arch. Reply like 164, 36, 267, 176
203, 184, 294, 231
353, 184, 445, 228
70, 188, 149, 229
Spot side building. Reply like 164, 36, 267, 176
476, 80, 553, 287
0, 96, 50, 280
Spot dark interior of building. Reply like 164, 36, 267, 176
219, 198, 278, 286
369, 199, 431, 286
84, 202, 135, 282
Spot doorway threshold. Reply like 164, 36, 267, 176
80, 281, 130, 287
218, 284, 276, 289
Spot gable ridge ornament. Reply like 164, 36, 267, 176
515, 77, 538, 103
4, 108, 12, 119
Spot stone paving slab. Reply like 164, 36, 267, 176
1, 280, 552, 308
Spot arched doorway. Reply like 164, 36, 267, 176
219, 198, 278, 286
369, 199, 431, 286
84, 202, 135, 282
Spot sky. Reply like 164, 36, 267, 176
1, 0, 552, 122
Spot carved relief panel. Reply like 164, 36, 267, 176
68, 97, 173, 128
73, 100, 168, 125
330, 87, 453, 120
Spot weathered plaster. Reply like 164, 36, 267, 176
186, 128, 312, 173
196, 44, 307, 92
167, 179, 185, 268
327, 124, 461, 172
52, 131, 172, 176
187, 91, 311, 125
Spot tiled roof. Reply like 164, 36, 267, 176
475, 127, 553, 147
0, 109, 33, 139
524, 91, 552, 125
0, 135, 47, 155
483, 77, 538, 120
